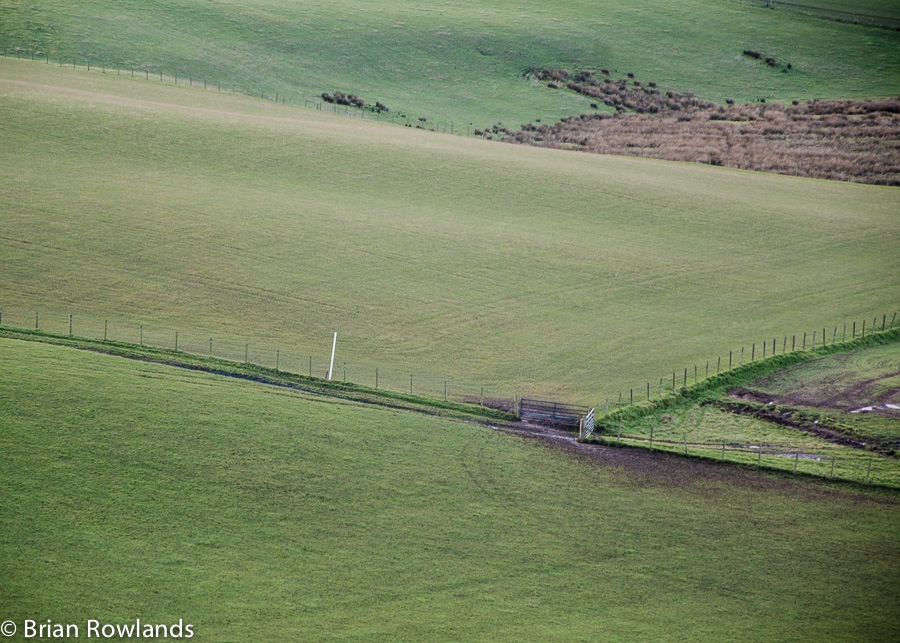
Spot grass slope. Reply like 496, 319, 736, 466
1, 59, 898, 403
1, 338, 899, 640
0, 0, 898, 128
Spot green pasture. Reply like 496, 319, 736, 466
1, 59, 898, 403
1, 338, 898, 640
0, 0, 898, 129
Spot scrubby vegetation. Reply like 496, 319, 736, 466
511, 69, 900, 185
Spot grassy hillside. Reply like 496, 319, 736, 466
0, 0, 898, 128
1, 338, 898, 640
1, 59, 898, 403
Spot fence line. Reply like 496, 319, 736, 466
756, 0, 900, 30
1, 303, 896, 484
599, 431, 896, 487
0, 47, 486, 138
1, 303, 895, 418
0, 305, 519, 413
599, 311, 898, 417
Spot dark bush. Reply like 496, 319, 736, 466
743, 50, 761, 59
765, 57, 776, 67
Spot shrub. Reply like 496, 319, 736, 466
743, 50, 761, 59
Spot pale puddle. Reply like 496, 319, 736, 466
850, 403, 900, 414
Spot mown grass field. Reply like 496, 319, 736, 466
0, 0, 898, 128
1, 59, 898, 403
1, 338, 898, 641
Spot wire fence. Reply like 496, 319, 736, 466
0, 46, 486, 138
757, 0, 900, 30
1, 303, 896, 485
596, 430, 898, 487
597, 311, 898, 413
0, 304, 520, 413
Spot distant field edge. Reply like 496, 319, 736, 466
0, 327, 515, 425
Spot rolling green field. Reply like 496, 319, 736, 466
1, 0, 898, 128
1, 338, 898, 640
2, 60, 898, 404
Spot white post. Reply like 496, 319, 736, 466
327, 332, 337, 380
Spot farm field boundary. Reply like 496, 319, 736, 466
590, 326, 900, 487
2, 305, 895, 427
0, 326, 515, 426
0, 48, 463, 136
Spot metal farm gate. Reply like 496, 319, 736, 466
519, 398, 590, 431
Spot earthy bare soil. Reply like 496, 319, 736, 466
503, 69, 900, 185
498, 420, 898, 502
